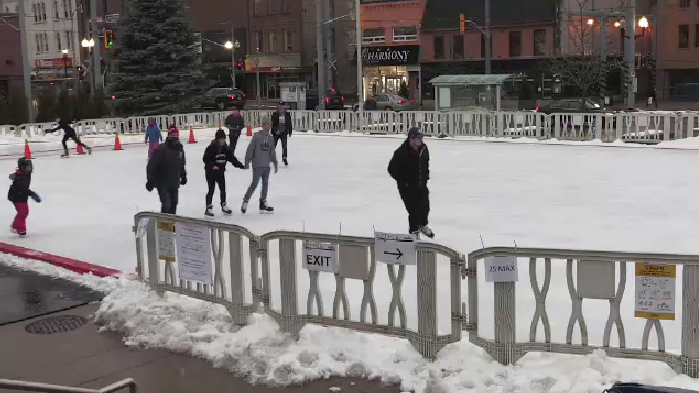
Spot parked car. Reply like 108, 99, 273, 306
201, 88, 247, 110
306, 89, 346, 110
373, 93, 417, 112
535, 98, 603, 114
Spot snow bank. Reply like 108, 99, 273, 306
3, 252, 699, 393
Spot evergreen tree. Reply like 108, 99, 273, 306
109, 0, 211, 116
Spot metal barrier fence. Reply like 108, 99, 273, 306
3, 110, 699, 143
0, 377, 136, 393
134, 212, 699, 377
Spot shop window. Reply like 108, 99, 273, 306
434, 36, 444, 59
363, 28, 385, 43
453, 35, 464, 59
255, 30, 264, 52
534, 29, 546, 56
269, 30, 277, 52
509, 30, 521, 57
393, 26, 417, 42
679, 24, 689, 49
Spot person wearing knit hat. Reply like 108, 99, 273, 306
224, 107, 245, 154
146, 125, 188, 214
202, 128, 245, 216
241, 117, 278, 213
144, 117, 162, 159
271, 102, 292, 166
387, 126, 434, 238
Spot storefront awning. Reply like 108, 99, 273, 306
429, 74, 513, 86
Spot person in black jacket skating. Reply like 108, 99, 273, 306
46, 118, 92, 157
146, 126, 187, 215
224, 107, 245, 154
271, 103, 292, 166
8, 157, 41, 236
387, 127, 433, 238
203, 129, 245, 216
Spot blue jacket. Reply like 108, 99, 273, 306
145, 125, 162, 143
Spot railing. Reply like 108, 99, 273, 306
134, 212, 699, 378
0, 378, 136, 393
4, 110, 698, 143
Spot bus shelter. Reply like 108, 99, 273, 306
429, 74, 513, 111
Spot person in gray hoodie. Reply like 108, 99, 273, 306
241, 117, 278, 213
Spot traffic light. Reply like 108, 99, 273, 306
235, 60, 244, 70
105, 29, 114, 49
77, 66, 85, 80
459, 14, 465, 34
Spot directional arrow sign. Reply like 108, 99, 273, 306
375, 232, 416, 266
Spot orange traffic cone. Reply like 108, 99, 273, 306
246, 124, 252, 137
188, 129, 198, 144
114, 133, 123, 150
76, 137, 86, 155
24, 139, 31, 159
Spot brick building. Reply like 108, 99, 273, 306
0, 13, 23, 101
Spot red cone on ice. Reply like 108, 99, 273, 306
24, 139, 31, 159
246, 124, 252, 137
114, 133, 123, 150
188, 129, 198, 144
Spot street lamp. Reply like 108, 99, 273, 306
614, 21, 621, 28
587, 18, 595, 26
638, 16, 649, 29
81, 38, 94, 48
62, 48, 69, 54
224, 40, 233, 50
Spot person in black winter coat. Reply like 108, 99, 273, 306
8, 157, 41, 236
203, 129, 245, 216
46, 118, 92, 157
271, 103, 292, 166
146, 126, 187, 215
224, 107, 245, 154
387, 127, 434, 238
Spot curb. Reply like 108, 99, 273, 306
0, 242, 122, 278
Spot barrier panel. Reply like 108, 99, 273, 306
133, 212, 699, 377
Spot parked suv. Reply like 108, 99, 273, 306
201, 88, 247, 110
306, 89, 346, 110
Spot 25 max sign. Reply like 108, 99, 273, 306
302, 241, 337, 273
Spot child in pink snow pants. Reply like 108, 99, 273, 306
145, 117, 162, 159
8, 157, 41, 236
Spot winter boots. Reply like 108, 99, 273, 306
241, 200, 248, 214
283, 158, 288, 167
61, 148, 69, 158
259, 199, 274, 213
206, 204, 233, 216
419, 226, 435, 239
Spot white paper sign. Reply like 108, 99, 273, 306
302, 241, 336, 273
135, 217, 149, 238
634, 262, 676, 320
375, 232, 416, 265
157, 221, 176, 262
484, 256, 519, 282
176, 223, 213, 285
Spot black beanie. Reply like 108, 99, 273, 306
215, 129, 226, 140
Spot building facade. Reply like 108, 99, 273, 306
655, 0, 699, 101
0, 13, 23, 101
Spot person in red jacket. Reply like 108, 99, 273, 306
8, 157, 41, 236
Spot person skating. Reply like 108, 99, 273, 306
271, 102, 292, 166
8, 157, 41, 236
203, 129, 245, 216
241, 117, 278, 213
224, 107, 245, 154
146, 126, 187, 215
144, 117, 162, 158
387, 127, 433, 238
46, 117, 92, 157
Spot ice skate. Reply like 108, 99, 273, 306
205, 205, 214, 217
283, 157, 288, 167
241, 200, 248, 214
419, 225, 435, 239
411, 230, 421, 239
10, 225, 17, 234
221, 203, 233, 215
18, 231, 26, 237
259, 199, 274, 213
60, 148, 69, 158
87, 146, 92, 155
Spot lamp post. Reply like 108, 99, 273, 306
81, 38, 95, 95
62, 48, 70, 78
224, 37, 239, 90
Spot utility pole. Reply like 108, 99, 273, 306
315, 0, 325, 110
18, 0, 34, 122
485, 0, 491, 74
324, 0, 333, 89
231, 24, 236, 89
600, 13, 607, 104
255, 57, 260, 109
90, 0, 102, 93
355, 0, 362, 124
624, 0, 635, 110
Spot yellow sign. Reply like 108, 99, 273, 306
634, 262, 676, 320
157, 221, 176, 262
245, 59, 254, 70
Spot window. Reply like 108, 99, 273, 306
393, 26, 418, 42
679, 24, 689, 48
35, 34, 41, 53
453, 35, 464, 59
680, 0, 690, 8
43, 32, 49, 51
255, 30, 264, 52
40, 2, 47, 21
253, 0, 262, 15
269, 30, 277, 52
65, 31, 72, 49
283, 29, 294, 51
53, 0, 58, 18
534, 29, 546, 56
268, 0, 279, 14
281, 0, 290, 13
63, 0, 68, 17
32, 3, 38, 22
480, 34, 491, 58
55, 32, 62, 50
509, 30, 521, 57
696, 24, 699, 48
67, 0, 72, 16
434, 35, 444, 59
363, 28, 385, 43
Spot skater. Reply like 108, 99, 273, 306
8, 157, 41, 236
146, 126, 187, 215
242, 117, 278, 213
203, 129, 245, 216
387, 127, 433, 238
271, 102, 292, 166
224, 107, 245, 154
144, 117, 162, 158
46, 117, 92, 157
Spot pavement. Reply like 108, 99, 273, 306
0, 264, 401, 393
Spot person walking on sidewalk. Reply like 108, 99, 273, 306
387, 127, 434, 238
224, 107, 245, 154
46, 117, 92, 157
241, 117, 278, 213
271, 103, 292, 166
203, 129, 245, 216
8, 157, 41, 236
146, 126, 187, 214
144, 117, 162, 158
